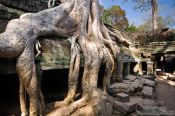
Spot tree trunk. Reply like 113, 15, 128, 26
46, 0, 130, 115
0, 0, 131, 115
151, 0, 158, 30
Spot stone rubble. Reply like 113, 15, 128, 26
116, 93, 130, 102
137, 99, 158, 111
141, 86, 153, 98
113, 96, 143, 115
110, 75, 166, 116
144, 78, 156, 87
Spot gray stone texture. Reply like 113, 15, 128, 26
116, 93, 129, 102
109, 83, 131, 94
144, 78, 155, 87
136, 99, 158, 111
113, 96, 143, 115
0, 0, 47, 12
141, 86, 153, 98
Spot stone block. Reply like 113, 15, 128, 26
124, 74, 137, 81
137, 99, 157, 111
110, 83, 130, 89
144, 79, 155, 87
116, 93, 129, 102
129, 78, 145, 92
109, 83, 131, 95
138, 78, 145, 89
0, 0, 47, 12
143, 75, 156, 81
113, 96, 143, 115
112, 110, 124, 116
136, 99, 169, 116
130, 79, 140, 89
141, 86, 153, 98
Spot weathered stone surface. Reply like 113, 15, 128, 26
0, 4, 24, 33
110, 83, 130, 89
138, 78, 145, 89
144, 78, 155, 87
116, 93, 129, 102
109, 83, 131, 94
130, 78, 145, 92
141, 86, 153, 98
143, 75, 156, 81
0, 37, 72, 74
136, 99, 157, 111
113, 96, 143, 115
136, 99, 170, 116
39, 37, 71, 70
124, 74, 137, 82
109, 78, 145, 95
130, 79, 140, 90
0, 0, 47, 12
123, 80, 132, 84
112, 110, 124, 116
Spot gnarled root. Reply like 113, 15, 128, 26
46, 0, 130, 115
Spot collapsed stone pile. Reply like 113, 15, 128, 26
157, 71, 175, 81
108, 75, 167, 116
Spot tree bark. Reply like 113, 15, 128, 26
0, 0, 130, 115
46, 0, 130, 115
151, 0, 158, 30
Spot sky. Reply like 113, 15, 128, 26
99, 0, 175, 27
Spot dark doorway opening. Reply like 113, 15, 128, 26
141, 62, 147, 75
0, 67, 84, 115
0, 74, 20, 116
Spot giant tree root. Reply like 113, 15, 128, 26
46, 89, 114, 116
45, 0, 130, 115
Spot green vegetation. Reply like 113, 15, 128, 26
125, 24, 138, 32
102, 5, 129, 31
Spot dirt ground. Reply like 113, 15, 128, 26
155, 76, 175, 114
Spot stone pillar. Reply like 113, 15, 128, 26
116, 54, 123, 81
36, 60, 43, 87
147, 61, 154, 75
123, 62, 130, 76
153, 58, 157, 75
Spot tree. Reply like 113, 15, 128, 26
102, 5, 129, 31
134, 0, 158, 30
0, 0, 130, 115
151, 0, 158, 29
125, 24, 138, 32
137, 16, 175, 32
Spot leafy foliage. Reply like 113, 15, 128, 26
125, 24, 138, 32
102, 5, 129, 31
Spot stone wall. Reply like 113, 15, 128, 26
0, 0, 70, 75
0, 4, 24, 33
0, 0, 48, 32
0, 0, 47, 12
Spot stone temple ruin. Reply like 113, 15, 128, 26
0, 0, 175, 116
